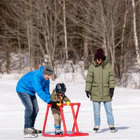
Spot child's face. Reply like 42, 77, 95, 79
57, 93, 63, 96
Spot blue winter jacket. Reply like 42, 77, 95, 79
16, 66, 51, 103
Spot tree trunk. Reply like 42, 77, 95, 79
63, 0, 68, 60
132, 0, 140, 66
84, 35, 89, 69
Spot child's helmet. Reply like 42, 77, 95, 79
56, 83, 66, 94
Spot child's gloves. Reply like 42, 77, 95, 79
48, 101, 57, 107
56, 103, 62, 106
66, 101, 71, 106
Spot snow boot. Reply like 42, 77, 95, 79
93, 126, 99, 133
109, 124, 115, 133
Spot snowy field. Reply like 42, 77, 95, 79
0, 75, 140, 140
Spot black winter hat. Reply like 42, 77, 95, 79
43, 65, 53, 76
94, 48, 105, 60
56, 83, 66, 94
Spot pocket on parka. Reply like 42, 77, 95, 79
103, 84, 109, 96
91, 83, 98, 95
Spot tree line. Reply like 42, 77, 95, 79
0, 0, 140, 88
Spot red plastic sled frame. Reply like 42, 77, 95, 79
42, 102, 89, 137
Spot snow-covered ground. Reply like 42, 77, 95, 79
0, 75, 140, 140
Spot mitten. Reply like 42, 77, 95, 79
86, 91, 91, 98
48, 101, 57, 107
66, 101, 71, 106
109, 88, 114, 98
56, 103, 62, 106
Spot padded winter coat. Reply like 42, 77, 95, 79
16, 66, 51, 103
85, 57, 115, 102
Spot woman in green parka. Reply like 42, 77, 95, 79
85, 48, 115, 133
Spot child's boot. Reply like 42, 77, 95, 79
54, 125, 63, 135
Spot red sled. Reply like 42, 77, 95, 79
42, 102, 89, 137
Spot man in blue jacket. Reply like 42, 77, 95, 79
16, 65, 56, 138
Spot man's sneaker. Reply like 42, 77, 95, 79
24, 128, 38, 138
32, 127, 42, 134
109, 124, 115, 133
93, 126, 99, 133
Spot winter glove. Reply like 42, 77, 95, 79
56, 103, 62, 106
66, 101, 71, 106
86, 91, 91, 98
109, 88, 114, 98
48, 101, 57, 107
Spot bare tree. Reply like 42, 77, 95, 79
62, 0, 68, 60
1, 0, 140, 87
132, 0, 140, 66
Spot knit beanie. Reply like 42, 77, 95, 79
94, 48, 105, 60
43, 65, 53, 76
